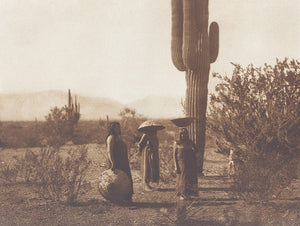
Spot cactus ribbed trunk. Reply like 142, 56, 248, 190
185, 20, 210, 173
186, 67, 209, 172
171, 0, 219, 173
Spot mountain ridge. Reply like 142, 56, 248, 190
0, 91, 184, 121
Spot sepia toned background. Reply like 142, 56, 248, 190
0, 1, 299, 225
0, 0, 299, 119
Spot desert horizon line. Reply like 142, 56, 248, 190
0, 89, 186, 105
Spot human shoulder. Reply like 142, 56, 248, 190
173, 140, 180, 148
141, 133, 150, 139
106, 135, 115, 144
139, 133, 149, 143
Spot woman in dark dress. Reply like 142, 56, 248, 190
106, 122, 133, 202
138, 129, 160, 191
173, 127, 198, 200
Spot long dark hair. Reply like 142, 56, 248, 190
106, 122, 121, 142
176, 127, 190, 145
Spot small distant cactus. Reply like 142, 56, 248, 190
171, 0, 219, 172
66, 89, 80, 127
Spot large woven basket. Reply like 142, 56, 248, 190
98, 169, 131, 202
170, 117, 194, 127
138, 120, 165, 132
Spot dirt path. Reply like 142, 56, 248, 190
0, 145, 299, 225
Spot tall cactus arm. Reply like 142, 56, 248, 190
209, 22, 219, 63
182, 0, 198, 70
171, 0, 186, 71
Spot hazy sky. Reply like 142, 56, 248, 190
0, 0, 299, 103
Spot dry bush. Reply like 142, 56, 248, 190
43, 106, 79, 147
0, 161, 19, 183
17, 150, 39, 182
17, 146, 90, 204
119, 107, 146, 149
208, 59, 299, 201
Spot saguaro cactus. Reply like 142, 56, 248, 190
171, 0, 219, 173
67, 89, 80, 127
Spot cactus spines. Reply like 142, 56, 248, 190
171, 0, 219, 173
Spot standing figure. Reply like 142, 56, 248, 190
173, 127, 198, 200
138, 120, 165, 191
228, 149, 235, 176
106, 122, 133, 202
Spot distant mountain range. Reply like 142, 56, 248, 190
127, 95, 184, 119
0, 90, 184, 121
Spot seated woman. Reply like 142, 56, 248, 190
106, 122, 133, 202
173, 127, 198, 200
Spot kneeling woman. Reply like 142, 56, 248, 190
173, 128, 198, 200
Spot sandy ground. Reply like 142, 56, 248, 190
0, 144, 299, 225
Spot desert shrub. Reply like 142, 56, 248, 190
17, 146, 90, 204
17, 150, 39, 182
62, 147, 90, 204
119, 107, 146, 148
43, 106, 78, 147
208, 59, 299, 201
118, 107, 147, 166
0, 161, 19, 183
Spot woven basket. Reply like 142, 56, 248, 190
98, 169, 131, 202
138, 120, 165, 132
170, 117, 194, 127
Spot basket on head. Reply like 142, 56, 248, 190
170, 117, 195, 127
138, 120, 165, 133
98, 169, 131, 203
